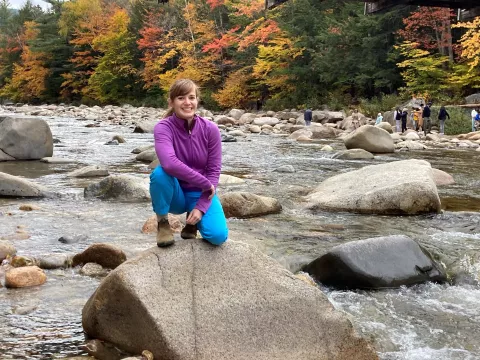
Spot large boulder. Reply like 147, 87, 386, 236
219, 192, 282, 218
303, 235, 447, 289
252, 117, 280, 126
305, 159, 441, 215
82, 240, 378, 360
310, 124, 338, 139
0, 116, 53, 160
344, 125, 394, 153
84, 175, 150, 201
0, 172, 48, 197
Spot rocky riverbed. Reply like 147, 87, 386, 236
0, 104, 479, 360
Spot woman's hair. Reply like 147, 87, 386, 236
163, 79, 200, 118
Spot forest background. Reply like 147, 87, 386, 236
1, 0, 480, 115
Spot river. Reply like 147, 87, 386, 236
0, 110, 479, 359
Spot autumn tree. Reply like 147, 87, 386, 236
0, 21, 50, 102
87, 8, 138, 103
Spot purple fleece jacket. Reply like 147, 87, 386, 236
153, 113, 222, 214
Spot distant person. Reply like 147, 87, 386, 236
401, 108, 408, 133
475, 109, 480, 131
351, 109, 360, 129
437, 106, 450, 135
256, 99, 262, 111
412, 107, 420, 131
422, 103, 432, 136
394, 107, 402, 132
375, 112, 383, 125
472, 108, 478, 132
304, 108, 312, 126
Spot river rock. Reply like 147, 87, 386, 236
131, 144, 154, 154
85, 339, 130, 360
303, 235, 447, 289
375, 122, 393, 133
0, 240, 16, 262
273, 165, 295, 173
216, 116, 236, 126
344, 125, 394, 153
332, 149, 374, 160
141, 214, 183, 234
248, 125, 261, 133
405, 132, 420, 141
135, 149, 157, 162
81, 263, 110, 277
5, 266, 47, 288
104, 140, 119, 145
0, 172, 48, 197
112, 135, 126, 143
84, 175, 150, 201
218, 174, 246, 185
228, 109, 245, 120
310, 124, 338, 139
19, 204, 41, 211
68, 165, 109, 178
36, 254, 73, 269
238, 113, 257, 125
0, 149, 15, 161
395, 140, 427, 151
252, 117, 279, 126
82, 240, 378, 360
133, 120, 157, 133
432, 168, 455, 186
219, 192, 282, 218
221, 134, 237, 142
305, 159, 441, 215
289, 129, 312, 140
0, 116, 53, 160
73, 243, 126, 269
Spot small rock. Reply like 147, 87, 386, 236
5, 266, 47, 288
221, 134, 237, 142
19, 204, 41, 211
104, 140, 119, 145
58, 235, 88, 244
80, 262, 109, 277
112, 135, 126, 143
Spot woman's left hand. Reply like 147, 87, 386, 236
186, 209, 203, 225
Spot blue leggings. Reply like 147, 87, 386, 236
149, 167, 228, 246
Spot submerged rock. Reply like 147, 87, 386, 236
5, 266, 47, 288
84, 175, 150, 201
306, 159, 441, 215
82, 240, 378, 360
303, 235, 447, 289
0, 172, 48, 197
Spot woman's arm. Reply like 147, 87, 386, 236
194, 124, 222, 214
154, 122, 212, 191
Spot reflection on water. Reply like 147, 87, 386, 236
0, 113, 479, 359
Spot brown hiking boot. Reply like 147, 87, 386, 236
181, 223, 198, 239
156, 217, 174, 247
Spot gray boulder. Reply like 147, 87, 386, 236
133, 120, 157, 133
82, 240, 378, 360
310, 124, 338, 139
303, 235, 447, 289
305, 159, 441, 215
332, 149, 374, 160
84, 175, 150, 201
0, 116, 53, 160
135, 149, 157, 162
68, 165, 109, 178
219, 192, 282, 218
344, 125, 394, 153
252, 117, 279, 126
0, 172, 48, 197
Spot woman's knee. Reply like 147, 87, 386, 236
150, 166, 172, 184
202, 227, 228, 246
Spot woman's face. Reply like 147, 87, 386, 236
169, 88, 198, 121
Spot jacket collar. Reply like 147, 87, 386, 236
172, 113, 199, 133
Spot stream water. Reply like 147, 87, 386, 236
0, 110, 479, 360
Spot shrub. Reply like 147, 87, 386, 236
430, 106, 472, 135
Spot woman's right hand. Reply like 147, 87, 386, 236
207, 185, 215, 200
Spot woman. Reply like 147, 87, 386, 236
150, 79, 228, 247
437, 106, 450, 135
375, 112, 383, 125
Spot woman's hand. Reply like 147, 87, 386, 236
207, 184, 215, 200
186, 209, 203, 225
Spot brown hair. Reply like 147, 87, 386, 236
163, 79, 200, 118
